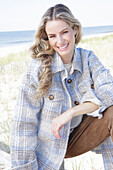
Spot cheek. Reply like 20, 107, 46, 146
49, 40, 55, 47
70, 33, 75, 41
65, 33, 74, 42
69, 34, 75, 45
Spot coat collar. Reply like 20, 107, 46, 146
51, 46, 83, 74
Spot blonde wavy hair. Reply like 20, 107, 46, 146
30, 4, 82, 99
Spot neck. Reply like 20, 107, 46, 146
62, 54, 74, 64
60, 49, 74, 64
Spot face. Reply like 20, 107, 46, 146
45, 19, 77, 64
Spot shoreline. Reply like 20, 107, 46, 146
0, 32, 113, 58
82, 31, 113, 39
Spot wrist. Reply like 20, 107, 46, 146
70, 107, 76, 118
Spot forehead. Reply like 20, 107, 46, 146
45, 19, 71, 34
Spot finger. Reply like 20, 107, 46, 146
54, 129, 61, 139
51, 124, 61, 139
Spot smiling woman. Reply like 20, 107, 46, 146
45, 20, 77, 64
10, 3, 113, 170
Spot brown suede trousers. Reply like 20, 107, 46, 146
65, 106, 113, 158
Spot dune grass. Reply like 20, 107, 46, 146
0, 50, 28, 66
81, 34, 113, 44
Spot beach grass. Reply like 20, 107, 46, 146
81, 34, 113, 44
0, 33, 113, 169
0, 50, 28, 66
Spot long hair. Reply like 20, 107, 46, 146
30, 4, 82, 99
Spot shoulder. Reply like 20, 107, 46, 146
76, 47, 100, 64
21, 58, 41, 87
76, 47, 93, 58
76, 47, 93, 66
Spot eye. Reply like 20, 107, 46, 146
63, 31, 68, 34
48, 35, 56, 38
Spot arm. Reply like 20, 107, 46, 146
89, 51, 113, 110
51, 101, 99, 139
10, 61, 42, 169
79, 50, 113, 118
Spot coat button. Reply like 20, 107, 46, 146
67, 79, 72, 83
74, 101, 79, 105
91, 84, 94, 89
49, 95, 54, 100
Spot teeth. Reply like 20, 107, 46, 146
59, 44, 68, 49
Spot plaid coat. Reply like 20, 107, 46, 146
10, 47, 113, 169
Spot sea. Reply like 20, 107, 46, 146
0, 25, 113, 48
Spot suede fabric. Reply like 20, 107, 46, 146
65, 106, 113, 158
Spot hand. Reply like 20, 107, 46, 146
51, 102, 99, 139
51, 109, 72, 139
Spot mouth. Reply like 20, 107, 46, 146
58, 43, 69, 50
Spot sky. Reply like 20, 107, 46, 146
0, 0, 113, 31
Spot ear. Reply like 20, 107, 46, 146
73, 26, 78, 35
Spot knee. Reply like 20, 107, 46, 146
103, 105, 113, 120
103, 106, 113, 142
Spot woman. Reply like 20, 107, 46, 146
10, 4, 113, 170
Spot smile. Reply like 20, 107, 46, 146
58, 43, 69, 50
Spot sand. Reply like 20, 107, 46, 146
0, 43, 31, 58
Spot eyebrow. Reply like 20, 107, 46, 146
48, 27, 69, 36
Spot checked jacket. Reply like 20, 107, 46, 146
10, 47, 113, 169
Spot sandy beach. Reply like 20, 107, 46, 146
0, 43, 31, 58
0, 32, 113, 169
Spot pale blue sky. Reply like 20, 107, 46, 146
0, 0, 113, 31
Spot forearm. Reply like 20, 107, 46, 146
70, 102, 99, 118
51, 102, 99, 139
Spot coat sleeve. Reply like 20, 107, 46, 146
88, 51, 113, 114
80, 88, 104, 119
10, 60, 43, 169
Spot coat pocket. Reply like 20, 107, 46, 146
41, 91, 64, 120
78, 79, 94, 95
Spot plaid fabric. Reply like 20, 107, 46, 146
10, 47, 113, 169
93, 137, 113, 170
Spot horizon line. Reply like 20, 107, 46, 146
0, 24, 113, 32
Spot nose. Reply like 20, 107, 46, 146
57, 35, 64, 45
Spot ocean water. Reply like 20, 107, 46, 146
82, 25, 113, 36
0, 30, 35, 48
0, 25, 113, 48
